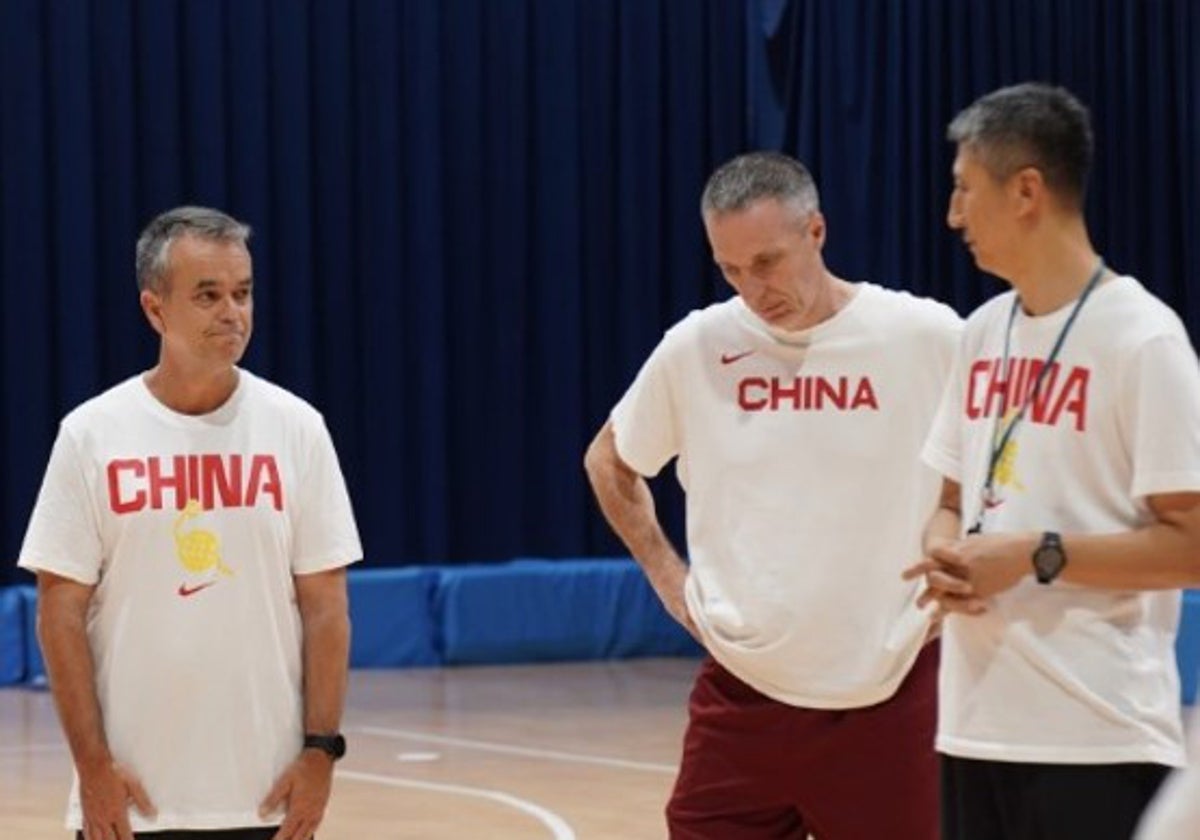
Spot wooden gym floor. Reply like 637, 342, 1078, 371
0, 659, 696, 839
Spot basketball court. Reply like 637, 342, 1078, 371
0, 658, 696, 839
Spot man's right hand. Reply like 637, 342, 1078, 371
649, 561, 703, 644
78, 760, 155, 840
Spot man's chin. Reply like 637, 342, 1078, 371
211, 335, 248, 357
214, 345, 248, 367
759, 310, 801, 330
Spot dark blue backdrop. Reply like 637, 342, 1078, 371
1, 0, 1196, 582
749, 0, 1199, 320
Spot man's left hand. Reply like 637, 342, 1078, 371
260, 750, 334, 840
904, 531, 1036, 616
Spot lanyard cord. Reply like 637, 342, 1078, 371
971, 258, 1106, 532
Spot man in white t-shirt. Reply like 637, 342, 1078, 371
18, 206, 362, 840
907, 83, 1200, 839
584, 151, 961, 838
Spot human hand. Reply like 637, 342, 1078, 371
648, 560, 702, 644
261, 751, 334, 840
936, 532, 1035, 600
904, 532, 1035, 618
78, 760, 155, 840
903, 550, 987, 619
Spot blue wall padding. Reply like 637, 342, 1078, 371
7, 569, 1194, 692
438, 558, 703, 665
0, 587, 24, 684
1177, 589, 1200, 704
348, 568, 441, 668
20, 586, 45, 685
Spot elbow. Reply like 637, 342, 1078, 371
301, 603, 351, 646
35, 592, 80, 647
1182, 547, 1200, 587
583, 425, 614, 485
583, 438, 603, 484
584, 420, 642, 497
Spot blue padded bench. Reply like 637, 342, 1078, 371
2, 574, 1196, 701
0, 587, 24, 684
348, 567, 441, 668
438, 558, 702, 665
1177, 590, 1200, 704
20, 586, 44, 685
1, 571, 443, 681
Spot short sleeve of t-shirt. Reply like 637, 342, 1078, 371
292, 417, 363, 574
922, 349, 966, 484
929, 305, 965, 380
610, 332, 682, 478
17, 427, 103, 584
1121, 332, 1200, 500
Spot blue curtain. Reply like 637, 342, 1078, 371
2, 1, 1195, 582
0, 0, 744, 580
748, 0, 1200, 322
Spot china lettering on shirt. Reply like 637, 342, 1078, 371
966, 357, 1091, 431
106, 454, 283, 514
737, 376, 879, 412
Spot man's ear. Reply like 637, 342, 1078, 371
1012, 166, 1046, 218
809, 211, 827, 249
140, 288, 166, 336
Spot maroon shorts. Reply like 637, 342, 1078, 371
667, 642, 939, 839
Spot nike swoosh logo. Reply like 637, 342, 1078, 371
177, 581, 216, 598
720, 350, 755, 365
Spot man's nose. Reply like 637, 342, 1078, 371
947, 203, 964, 229
216, 295, 240, 318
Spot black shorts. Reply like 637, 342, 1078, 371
941, 754, 1170, 840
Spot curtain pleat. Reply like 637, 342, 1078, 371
0, 0, 745, 576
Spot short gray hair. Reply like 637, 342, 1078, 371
135, 206, 252, 292
701, 151, 820, 220
948, 83, 1093, 208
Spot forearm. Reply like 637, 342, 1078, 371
923, 505, 962, 554
1059, 521, 1200, 589
38, 598, 110, 770
922, 476, 964, 554
298, 585, 350, 734
584, 425, 686, 586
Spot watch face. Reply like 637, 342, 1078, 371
317, 734, 346, 759
1033, 545, 1066, 582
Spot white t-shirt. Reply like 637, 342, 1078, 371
613, 284, 961, 707
923, 275, 1200, 766
18, 369, 363, 831
1135, 706, 1200, 839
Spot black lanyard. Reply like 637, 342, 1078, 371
968, 259, 1106, 534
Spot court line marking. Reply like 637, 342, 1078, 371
353, 725, 676, 774
337, 769, 575, 840
0, 743, 577, 839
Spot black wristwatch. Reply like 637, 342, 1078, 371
303, 732, 347, 761
1032, 531, 1067, 584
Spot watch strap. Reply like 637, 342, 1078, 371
303, 732, 346, 761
